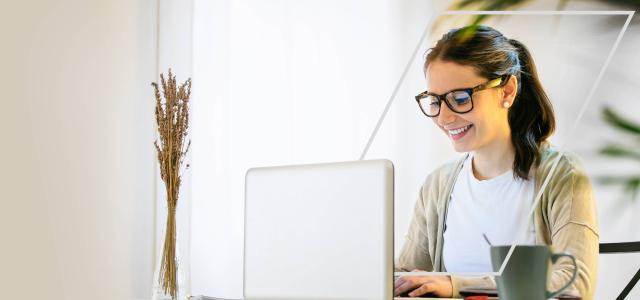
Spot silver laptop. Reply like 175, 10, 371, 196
244, 159, 458, 300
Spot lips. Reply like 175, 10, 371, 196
447, 124, 473, 141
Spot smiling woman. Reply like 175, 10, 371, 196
394, 25, 599, 300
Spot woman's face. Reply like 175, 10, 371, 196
425, 60, 514, 153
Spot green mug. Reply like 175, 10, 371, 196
490, 245, 578, 300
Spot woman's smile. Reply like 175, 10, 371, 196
447, 124, 473, 141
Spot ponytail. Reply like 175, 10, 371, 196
508, 39, 555, 179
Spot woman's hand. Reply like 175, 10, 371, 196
393, 269, 453, 298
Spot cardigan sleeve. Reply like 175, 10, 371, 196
450, 275, 496, 298
395, 182, 434, 272
546, 157, 599, 300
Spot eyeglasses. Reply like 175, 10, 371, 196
415, 75, 509, 117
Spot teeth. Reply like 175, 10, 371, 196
449, 125, 471, 135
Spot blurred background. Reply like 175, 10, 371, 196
1, 0, 639, 299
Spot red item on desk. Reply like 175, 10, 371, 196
460, 286, 581, 300
464, 296, 489, 300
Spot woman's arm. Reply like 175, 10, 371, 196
546, 160, 599, 300
395, 184, 434, 272
450, 275, 495, 297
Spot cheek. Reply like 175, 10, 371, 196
467, 98, 497, 126
459, 112, 485, 137
430, 117, 444, 131
472, 112, 506, 139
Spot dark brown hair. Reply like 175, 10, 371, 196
425, 25, 555, 180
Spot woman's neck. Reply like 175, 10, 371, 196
471, 138, 515, 181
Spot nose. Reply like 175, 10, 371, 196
435, 102, 456, 126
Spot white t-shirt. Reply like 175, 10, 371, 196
442, 154, 536, 272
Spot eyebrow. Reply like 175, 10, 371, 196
427, 85, 474, 96
427, 77, 503, 95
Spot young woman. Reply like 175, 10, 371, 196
393, 26, 598, 299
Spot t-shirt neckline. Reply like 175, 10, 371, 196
466, 153, 513, 185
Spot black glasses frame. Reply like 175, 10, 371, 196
415, 75, 510, 117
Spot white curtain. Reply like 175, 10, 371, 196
188, 0, 440, 297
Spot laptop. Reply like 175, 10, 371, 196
244, 159, 461, 300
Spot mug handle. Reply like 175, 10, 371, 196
546, 252, 578, 299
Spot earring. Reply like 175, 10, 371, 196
502, 101, 511, 108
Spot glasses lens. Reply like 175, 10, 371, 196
418, 95, 441, 117
446, 90, 472, 113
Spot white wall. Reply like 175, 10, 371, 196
0, 1, 157, 299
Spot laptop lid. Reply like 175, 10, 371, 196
244, 159, 394, 300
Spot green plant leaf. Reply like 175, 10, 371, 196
598, 175, 640, 201
602, 106, 640, 136
455, 0, 526, 9
624, 178, 640, 201
602, 0, 640, 8
454, 0, 528, 27
455, 0, 640, 11
599, 144, 640, 161
598, 175, 640, 184
556, 0, 570, 10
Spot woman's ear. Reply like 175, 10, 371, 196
502, 75, 518, 103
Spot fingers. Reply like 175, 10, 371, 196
408, 282, 433, 297
393, 278, 417, 296
392, 271, 430, 296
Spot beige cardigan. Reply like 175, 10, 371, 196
395, 145, 599, 300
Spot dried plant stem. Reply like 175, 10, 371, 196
153, 69, 191, 300
159, 205, 178, 298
